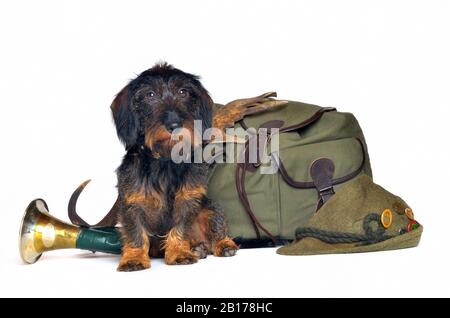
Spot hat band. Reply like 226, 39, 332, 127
295, 213, 394, 245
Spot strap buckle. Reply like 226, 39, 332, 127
310, 158, 336, 211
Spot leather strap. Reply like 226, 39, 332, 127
235, 140, 277, 243
310, 158, 335, 210
276, 138, 367, 189
279, 107, 336, 132
240, 107, 336, 132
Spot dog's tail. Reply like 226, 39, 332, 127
68, 179, 119, 228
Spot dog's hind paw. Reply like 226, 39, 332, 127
214, 237, 239, 257
221, 247, 237, 257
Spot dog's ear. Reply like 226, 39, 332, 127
111, 84, 140, 149
198, 87, 214, 129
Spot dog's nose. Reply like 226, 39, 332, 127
166, 121, 181, 132
164, 111, 182, 133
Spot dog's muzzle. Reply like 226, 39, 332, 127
164, 111, 182, 132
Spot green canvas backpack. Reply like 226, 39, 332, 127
207, 100, 372, 246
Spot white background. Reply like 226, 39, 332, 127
0, 0, 449, 297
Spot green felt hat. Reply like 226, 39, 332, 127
277, 175, 423, 255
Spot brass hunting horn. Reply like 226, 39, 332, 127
19, 198, 122, 264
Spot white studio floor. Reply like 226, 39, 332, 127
1, 237, 447, 298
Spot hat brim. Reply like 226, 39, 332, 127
276, 225, 423, 255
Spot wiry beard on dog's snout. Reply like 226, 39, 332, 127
144, 126, 172, 158
144, 124, 202, 159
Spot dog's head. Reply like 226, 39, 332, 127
111, 62, 213, 157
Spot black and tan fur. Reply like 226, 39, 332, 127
111, 63, 238, 271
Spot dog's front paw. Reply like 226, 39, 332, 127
214, 237, 239, 257
165, 250, 199, 265
117, 244, 151, 272
117, 259, 150, 272
192, 243, 208, 259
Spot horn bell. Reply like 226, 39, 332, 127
19, 199, 80, 264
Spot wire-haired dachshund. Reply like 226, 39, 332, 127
69, 62, 286, 271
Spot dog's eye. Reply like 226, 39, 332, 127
148, 91, 156, 98
178, 88, 188, 96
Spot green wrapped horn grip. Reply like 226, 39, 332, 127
76, 227, 122, 254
